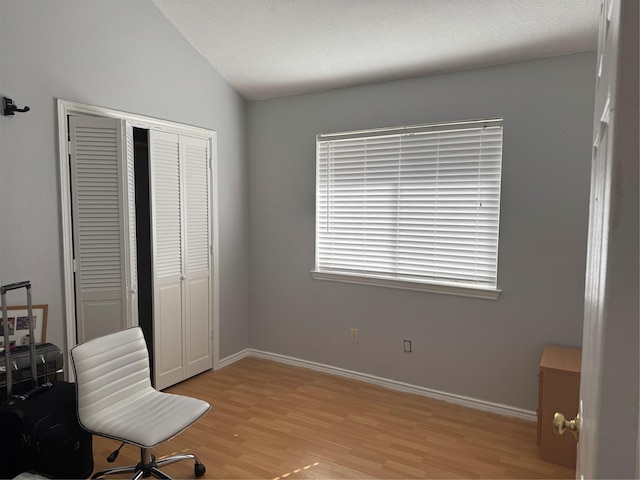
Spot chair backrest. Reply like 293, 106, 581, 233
70, 327, 154, 426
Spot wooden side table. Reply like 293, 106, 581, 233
537, 345, 581, 467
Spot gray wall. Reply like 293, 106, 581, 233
248, 53, 596, 411
0, 0, 250, 359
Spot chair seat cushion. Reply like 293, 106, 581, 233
82, 388, 210, 448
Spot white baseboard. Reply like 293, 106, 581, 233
217, 348, 251, 369
217, 348, 537, 422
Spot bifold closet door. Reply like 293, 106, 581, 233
182, 135, 211, 379
69, 115, 137, 343
150, 131, 185, 390
149, 131, 212, 390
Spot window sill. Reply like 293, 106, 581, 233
311, 271, 501, 300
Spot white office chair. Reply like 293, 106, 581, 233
70, 327, 211, 480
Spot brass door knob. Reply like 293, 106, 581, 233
553, 412, 580, 441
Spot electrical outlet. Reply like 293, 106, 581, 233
403, 340, 412, 353
350, 328, 359, 343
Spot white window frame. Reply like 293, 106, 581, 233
312, 118, 503, 300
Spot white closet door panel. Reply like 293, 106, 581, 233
185, 271, 210, 378
150, 131, 212, 389
183, 135, 212, 377
81, 292, 125, 342
150, 131, 182, 279
150, 130, 184, 390
183, 135, 210, 275
70, 115, 127, 343
154, 279, 184, 390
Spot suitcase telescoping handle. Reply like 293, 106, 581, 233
1, 280, 36, 399
0, 281, 32, 293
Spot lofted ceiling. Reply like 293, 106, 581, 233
153, 0, 600, 101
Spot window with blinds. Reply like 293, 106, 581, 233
314, 118, 503, 298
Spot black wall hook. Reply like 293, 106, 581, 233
3, 97, 30, 116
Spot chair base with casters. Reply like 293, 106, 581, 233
70, 327, 211, 480
91, 447, 206, 480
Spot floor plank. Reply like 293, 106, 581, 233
91, 357, 575, 479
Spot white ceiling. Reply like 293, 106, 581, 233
153, 0, 600, 101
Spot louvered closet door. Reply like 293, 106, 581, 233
69, 115, 128, 343
149, 130, 185, 390
182, 135, 211, 378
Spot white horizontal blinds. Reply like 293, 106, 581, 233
151, 131, 182, 278
70, 116, 123, 291
183, 136, 210, 274
316, 119, 503, 289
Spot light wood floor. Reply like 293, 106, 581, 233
92, 357, 575, 479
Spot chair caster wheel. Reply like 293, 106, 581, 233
195, 462, 206, 477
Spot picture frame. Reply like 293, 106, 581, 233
0, 305, 48, 348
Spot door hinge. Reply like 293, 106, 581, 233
72, 259, 77, 272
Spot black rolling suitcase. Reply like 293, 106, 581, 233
0, 343, 64, 402
0, 281, 93, 479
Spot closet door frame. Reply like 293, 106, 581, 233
57, 99, 220, 379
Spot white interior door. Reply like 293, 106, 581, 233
69, 115, 131, 343
149, 130, 185, 390
149, 131, 213, 389
182, 135, 212, 378
577, 0, 639, 477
